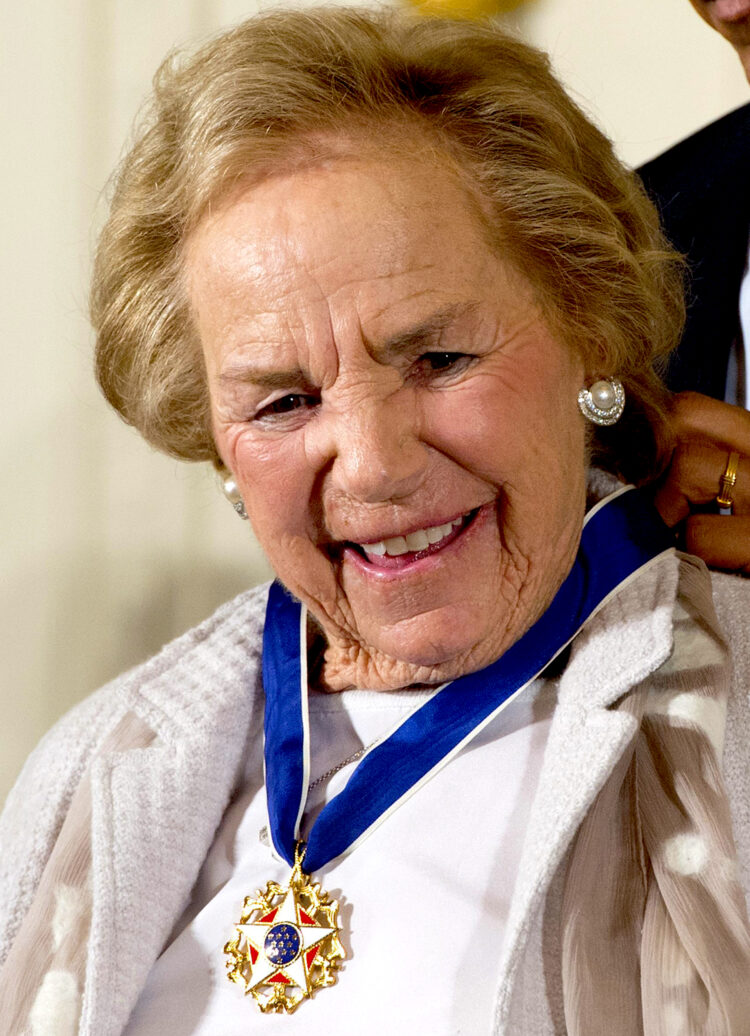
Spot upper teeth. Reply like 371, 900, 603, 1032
362, 516, 464, 558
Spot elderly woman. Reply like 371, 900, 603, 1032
2, 8, 750, 1035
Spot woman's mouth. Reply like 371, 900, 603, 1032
344, 508, 481, 571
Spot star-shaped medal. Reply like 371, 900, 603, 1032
225, 853, 345, 1012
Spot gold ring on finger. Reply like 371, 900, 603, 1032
716, 450, 740, 516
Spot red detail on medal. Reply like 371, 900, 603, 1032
305, 947, 318, 967
269, 972, 291, 984
249, 945, 259, 964
299, 909, 315, 925
259, 908, 278, 923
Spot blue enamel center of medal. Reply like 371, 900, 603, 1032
264, 923, 301, 965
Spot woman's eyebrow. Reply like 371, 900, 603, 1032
217, 302, 481, 385
218, 365, 315, 390
373, 301, 480, 361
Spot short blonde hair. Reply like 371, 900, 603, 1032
91, 6, 684, 481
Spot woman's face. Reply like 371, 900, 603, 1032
189, 152, 589, 690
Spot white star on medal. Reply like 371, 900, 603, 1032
238, 884, 338, 995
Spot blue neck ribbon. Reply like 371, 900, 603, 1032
262, 488, 674, 873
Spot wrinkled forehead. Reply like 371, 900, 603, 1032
188, 149, 475, 271
187, 148, 501, 312
181, 125, 523, 369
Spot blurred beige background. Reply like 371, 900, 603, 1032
2, 0, 747, 802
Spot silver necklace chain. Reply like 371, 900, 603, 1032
306, 744, 372, 792
258, 741, 377, 846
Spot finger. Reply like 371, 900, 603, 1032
652, 443, 750, 526
683, 515, 750, 574
671, 392, 750, 454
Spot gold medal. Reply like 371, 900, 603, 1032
225, 844, 345, 1012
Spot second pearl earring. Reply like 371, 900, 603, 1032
577, 379, 625, 426
222, 473, 249, 520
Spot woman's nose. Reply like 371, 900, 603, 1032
324, 392, 427, 504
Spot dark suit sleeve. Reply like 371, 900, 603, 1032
637, 103, 750, 399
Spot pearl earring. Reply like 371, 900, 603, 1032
222, 473, 249, 520
577, 379, 625, 426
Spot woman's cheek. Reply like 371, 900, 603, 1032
419, 382, 515, 479
238, 434, 317, 528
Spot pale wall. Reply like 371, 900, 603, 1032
1, 0, 747, 801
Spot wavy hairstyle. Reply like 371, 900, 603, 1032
91, 6, 684, 481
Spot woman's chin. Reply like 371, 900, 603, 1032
325, 646, 495, 693
339, 610, 501, 690
379, 626, 480, 671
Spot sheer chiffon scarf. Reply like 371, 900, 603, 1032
562, 557, 750, 1034
0, 715, 156, 1036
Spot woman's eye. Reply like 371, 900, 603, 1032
415, 352, 474, 377
254, 394, 319, 422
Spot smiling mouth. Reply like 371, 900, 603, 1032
347, 508, 480, 567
